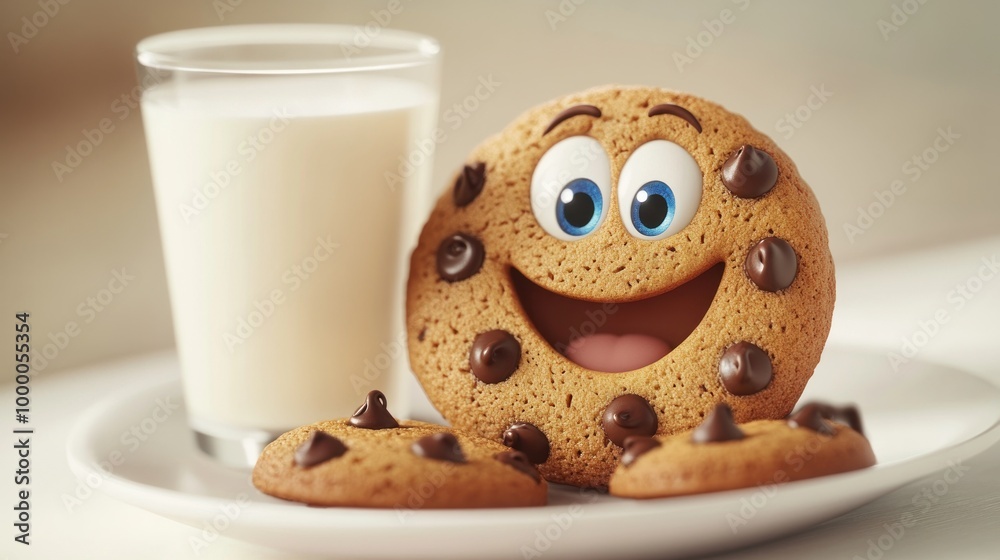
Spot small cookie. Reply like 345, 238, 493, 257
609, 403, 875, 498
406, 85, 836, 487
252, 391, 547, 508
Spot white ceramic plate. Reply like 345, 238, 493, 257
66, 347, 1000, 559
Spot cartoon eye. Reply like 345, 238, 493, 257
617, 140, 703, 240
530, 136, 612, 241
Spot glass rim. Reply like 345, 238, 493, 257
135, 24, 440, 75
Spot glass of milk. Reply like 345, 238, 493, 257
136, 25, 440, 467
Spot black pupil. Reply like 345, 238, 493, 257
564, 191, 595, 228
638, 193, 668, 228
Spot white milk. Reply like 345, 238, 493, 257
142, 75, 435, 434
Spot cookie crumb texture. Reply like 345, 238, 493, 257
253, 420, 547, 508
608, 420, 876, 498
406, 85, 836, 487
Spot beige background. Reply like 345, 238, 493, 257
1, 0, 998, 374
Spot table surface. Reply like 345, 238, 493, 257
4, 235, 1000, 560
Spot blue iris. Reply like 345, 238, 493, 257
556, 178, 603, 236
630, 181, 676, 237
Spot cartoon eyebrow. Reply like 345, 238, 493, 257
543, 104, 602, 135
648, 104, 703, 133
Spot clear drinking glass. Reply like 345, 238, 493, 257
136, 25, 440, 467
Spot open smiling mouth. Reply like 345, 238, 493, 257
510, 263, 724, 373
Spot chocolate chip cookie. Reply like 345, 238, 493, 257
609, 402, 875, 497
407, 85, 836, 487
252, 391, 547, 507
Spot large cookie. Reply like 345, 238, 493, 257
609, 402, 876, 497
252, 391, 547, 508
406, 85, 835, 487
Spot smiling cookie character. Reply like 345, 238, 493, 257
406, 86, 835, 487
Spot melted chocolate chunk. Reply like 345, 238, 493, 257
294, 431, 347, 468
691, 403, 745, 444
494, 451, 542, 482
469, 330, 521, 384
721, 145, 778, 198
790, 401, 863, 434
502, 423, 551, 464
620, 435, 661, 467
453, 162, 487, 207
787, 403, 835, 436
602, 394, 658, 447
813, 402, 864, 435
719, 341, 773, 395
411, 432, 466, 463
436, 233, 485, 282
349, 390, 399, 430
745, 237, 798, 292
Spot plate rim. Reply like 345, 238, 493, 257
65, 347, 1000, 530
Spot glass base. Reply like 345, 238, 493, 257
192, 425, 286, 469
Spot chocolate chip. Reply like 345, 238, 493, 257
494, 450, 542, 482
349, 390, 399, 430
602, 394, 658, 447
792, 401, 865, 435
502, 423, 550, 464
469, 330, 521, 384
814, 402, 864, 435
787, 403, 835, 436
436, 233, 484, 282
745, 237, 797, 292
721, 144, 778, 198
620, 435, 661, 467
691, 403, 745, 444
411, 432, 466, 463
719, 341, 773, 395
294, 431, 347, 468
453, 162, 487, 207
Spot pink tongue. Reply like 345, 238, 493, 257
564, 333, 672, 373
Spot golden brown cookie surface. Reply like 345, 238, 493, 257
252, 391, 546, 508
406, 85, 836, 487
608, 403, 876, 498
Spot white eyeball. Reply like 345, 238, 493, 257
530, 136, 612, 241
616, 140, 703, 240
